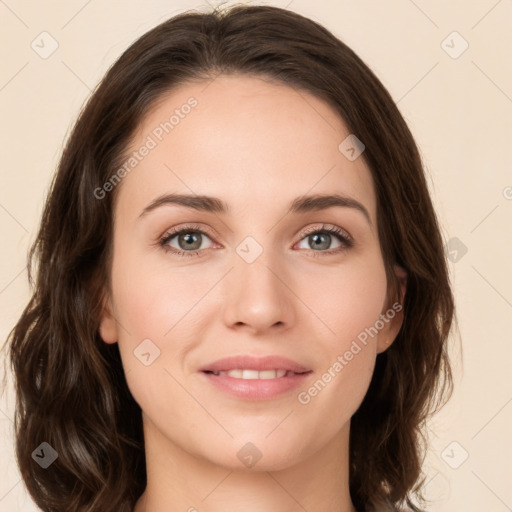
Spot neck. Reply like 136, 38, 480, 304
134, 415, 358, 512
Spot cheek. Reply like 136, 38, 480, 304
110, 241, 200, 339
294, 250, 387, 409
109, 257, 199, 426
299, 252, 388, 344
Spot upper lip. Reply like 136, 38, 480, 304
200, 355, 311, 373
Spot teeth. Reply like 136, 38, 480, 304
212, 369, 292, 379
242, 369, 259, 379
259, 370, 279, 379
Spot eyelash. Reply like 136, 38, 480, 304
158, 223, 354, 258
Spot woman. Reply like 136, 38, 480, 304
6, 5, 454, 511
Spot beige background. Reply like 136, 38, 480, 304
1, 0, 511, 510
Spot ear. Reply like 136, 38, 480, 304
98, 291, 119, 344
376, 264, 407, 354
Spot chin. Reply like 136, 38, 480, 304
195, 433, 311, 472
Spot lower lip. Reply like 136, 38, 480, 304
201, 371, 312, 400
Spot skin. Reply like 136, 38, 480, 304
99, 74, 406, 512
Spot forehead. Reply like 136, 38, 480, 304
117, 74, 376, 224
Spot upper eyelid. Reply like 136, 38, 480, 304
162, 223, 216, 242
300, 224, 352, 240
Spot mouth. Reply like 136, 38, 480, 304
199, 355, 312, 400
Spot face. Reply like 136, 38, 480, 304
99, 74, 405, 471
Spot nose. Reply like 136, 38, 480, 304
221, 248, 296, 335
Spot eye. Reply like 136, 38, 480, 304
295, 225, 353, 256
159, 224, 215, 257
158, 223, 353, 258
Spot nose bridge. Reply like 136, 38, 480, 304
221, 238, 294, 332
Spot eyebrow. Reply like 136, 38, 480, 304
138, 193, 372, 225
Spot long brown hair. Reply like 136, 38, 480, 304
4, 5, 455, 511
